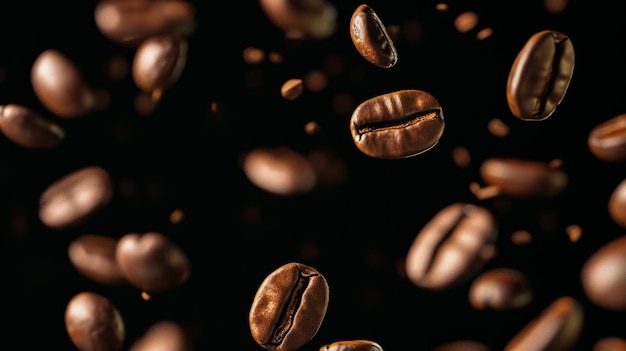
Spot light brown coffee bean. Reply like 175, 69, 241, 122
0, 104, 64, 149
506, 30, 575, 121
281, 78, 304, 100
350, 89, 444, 159
65, 291, 125, 351
129, 320, 189, 351
431, 340, 490, 351
319, 340, 383, 351
405, 203, 498, 291
258, 0, 337, 40
350, 4, 398, 68
503, 296, 583, 351
468, 267, 533, 310
608, 178, 626, 228
580, 235, 626, 311
68, 234, 127, 286
249, 262, 329, 351
593, 337, 626, 351
588, 113, 626, 163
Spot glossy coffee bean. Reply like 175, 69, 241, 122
31, 49, 97, 119
503, 296, 583, 351
94, 0, 196, 47
580, 235, 626, 311
39, 166, 113, 229
249, 262, 329, 351
506, 30, 575, 121
608, 178, 626, 228
405, 203, 498, 291
479, 157, 568, 198
468, 267, 533, 310
431, 340, 490, 351
350, 4, 398, 68
130, 320, 189, 351
68, 234, 127, 286
116, 232, 191, 293
320, 340, 383, 351
0, 104, 64, 149
350, 89, 444, 159
65, 291, 125, 351
588, 113, 626, 163
258, 0, 337, 40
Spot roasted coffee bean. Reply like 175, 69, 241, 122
94, 0, 196, 47
608, 178, 626, 228
0, 104, 64, 149
431, 340, 490, 351
130, 320, 189, 351
580, 235, 626, 311
319, 340, 383, 351
132, 35, 188, 101
468, 267, 533, 310
258, 0, 337, 40
39, 166, 113, 229
479, 157, 568, 198
350, 4, 398, 68
31, 49, 97, 119
65, 291, 125, 351
116, 232, 191, 293
281, 78, 304, 100
506, 30, 575, 121
405, 203, 498, 291
68, 234, 126, 286
588, 113, 626, 163
503, 296, 583, 351
593, 337, 626, 351
350, 89, 444, 159
249, 262, 329, 351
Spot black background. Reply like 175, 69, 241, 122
1, 0, 626, 350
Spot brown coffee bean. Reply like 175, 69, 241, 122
39, 166, 113, 229
0, 104, 64, 149
68, 234, 127, 286
319, 340, 383, 351
431, 340, 490, 351
405, 203, 498, 291
350, 89, 444, 159
593, 337, 626, 351
580, 235, 626, 311
608, 178, 626, 228
479, 157, 568, 198
506, 30, 575, 121
129, 320, 189, 351
249, 262, 329, 351
281, 78, 304, 100
65, 291, 125, 351
132, 35, 188, 102
116, 231, 191, 293
350, 4, 398, 68
258, 0, 337, 40
503, 296, 583, 351
468, 267, 533, 310
31, 49, 97, 119
94, 0, 196, 47
588, 113, 626, 163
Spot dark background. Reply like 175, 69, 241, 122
1, 0, 625, 350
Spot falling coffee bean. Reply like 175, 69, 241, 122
0, 104, 64, 149
350, 4, 398, 68
65, 291, 125, 351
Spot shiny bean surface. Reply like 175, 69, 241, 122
320, 340, 383, 351
468, 267, 533, 310
580, 235, 626, 311
608, 178, 626, 228
350, 4, 398, 68
588, 113, 626, 163
68, 234, 126, 286
0, 104, 64, 149
65, 291, 125, 351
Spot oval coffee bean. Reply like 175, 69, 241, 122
468, 267, 533, 310
431, 340, 490, 351
258, 0, 337, 40
65, 291, 125, 351
39, 166, 113, 229
506, 30, 575, 121
129, 320, 189, 351
503, 296, 583, 351
350, 4, 398, 68
116, 232, 191, 293
249, 262, 329, 351
608, 178, 626, 228
479, 157, 568, 198
593, 337, 626, 351
320, 340, 383, 351
580, 235, 626, 311
350, 89, 444, 159
68, 234, 127, 286
588, 113, 626, 163
0, 104, 64, 149
31, 49, 97, 119
405, 203, 498, 291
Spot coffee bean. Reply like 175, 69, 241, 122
593, 337, 626, 351
468, 267, 533, 310
68, 234, 127, 286
249, 262, 329, 351
608, 178, 626, 228
65, 291, 125, 351
350, 4, 398, 68
39, 166, 113, 229
319, 340, 383, 351
405, 203, 498, 291
580, 235, 626, 311
258, 0, 337, 40
280, 78, 304, 100
431, 340, 490, 351
0, 104, 64, 149
350, 89, 444, 159
129, 320, 189, 351
588, 113, 626, 163
506, 30, 575, 121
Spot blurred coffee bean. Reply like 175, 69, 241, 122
65, 291, 125, 351
68, 234, 127, 286
116, 231, 191, 293
468, 267, 533, 310
129, 320, 190, 351
479, 157, 568, 198
280, 78, 304, 100
593, 337, 626, 351
258, 0, 337, 40
431, 340, 490, 351
39, 166, 114, 229
608, 178, 626, 228
506, 30, 575, 121
588, 113, 626, 163
0, 104, 64, 149
405, 203, 498, 291
249, 262, 329, 351
580, 235, 626, 311
349, 4, 398, 68
503, 296, 583, 351
31, 49, 97, 119
319, 340, 383, 351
